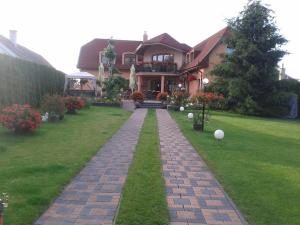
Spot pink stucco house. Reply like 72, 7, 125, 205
77, 27, 230, 98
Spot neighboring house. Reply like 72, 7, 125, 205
77, 27, 230, 97
0, 30, 52, 67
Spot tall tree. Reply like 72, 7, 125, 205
212, 0, 287, 115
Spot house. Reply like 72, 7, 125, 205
77, 27, 230, 98
0, 30, 52, 67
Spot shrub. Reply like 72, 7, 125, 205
131, 91, 144, 102
41, 95, 65, 122
156, 92, 168, 101
169, 91, 189, 107
0, 104, 42, 133
64, 96, 85, 114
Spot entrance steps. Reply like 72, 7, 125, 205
140, 100, 163, 109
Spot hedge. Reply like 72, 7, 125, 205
0, 54, 65, 107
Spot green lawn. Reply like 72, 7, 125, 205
171, 111, 300, 225
116, 109, 169, 225
0, 106, 130, 225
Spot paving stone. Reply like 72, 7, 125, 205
156, 109, 247, 225
34, 109, 147, 225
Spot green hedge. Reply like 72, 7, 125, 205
0, 54, 65, 107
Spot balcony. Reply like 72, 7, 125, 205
136, 62, 178, 73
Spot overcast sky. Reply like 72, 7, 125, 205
0, 0, 299, 79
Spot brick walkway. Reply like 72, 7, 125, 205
156, 109, 247, 225
35, 109, 147, 225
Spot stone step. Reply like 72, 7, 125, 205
140, 102, 163, 109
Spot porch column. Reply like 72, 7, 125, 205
161, 75, 165, 93
137, 75, 141, 92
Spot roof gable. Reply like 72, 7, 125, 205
181, 27, 229, 71
77, 39, 142, 70
144, 33, 191, 52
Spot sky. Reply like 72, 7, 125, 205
0, 0, 299, 79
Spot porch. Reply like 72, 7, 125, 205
137, 73, 180, 99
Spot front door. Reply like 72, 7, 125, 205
150, 79, 161, 91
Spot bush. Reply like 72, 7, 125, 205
41, 95, 65, 122
64, 96, 85, 114
156, 92, 168, 101
0, 104, 42, 133
169, 91, 189, 107
131, 91, 144, 102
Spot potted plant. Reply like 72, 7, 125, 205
131, 91, 144, 108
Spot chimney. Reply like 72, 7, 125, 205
9, 30, 17, 46
143, 31, 148, 42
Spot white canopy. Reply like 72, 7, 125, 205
64, 72, 97, 95
66, 71, 97, 80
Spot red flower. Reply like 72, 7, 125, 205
0, 104, 42, 133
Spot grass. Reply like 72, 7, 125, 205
116, 109, 169, 225
0, 106, 131, 225
171, 111, 300, 225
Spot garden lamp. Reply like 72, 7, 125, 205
214, 129, 224, 140
188, 113, 194, 119
203, 77, 209, 85
180, 106, 184, 111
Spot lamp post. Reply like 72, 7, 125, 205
201, 78, 209, 131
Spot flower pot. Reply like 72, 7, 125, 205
193, 123, 203, 131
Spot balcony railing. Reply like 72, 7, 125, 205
136, 62, 177, 73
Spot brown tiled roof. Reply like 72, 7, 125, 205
0, 35, 52, 67
77, 39, 142, 70
137, 33, 191, 54
181, 27, 229, 72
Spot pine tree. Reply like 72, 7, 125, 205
212, 0, 287, 115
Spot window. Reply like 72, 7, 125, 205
186, 53, 190, 63
226, 47, 234, 55
152, 54, 174, 62
124, 53, 136, 65
190, 51, 194, 61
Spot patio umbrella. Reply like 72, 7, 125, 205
129, 64, 136, 93
98, 63, 105, 96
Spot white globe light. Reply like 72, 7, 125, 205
203, 78, 209, 85
187, 113, 194, 119
214, 129, 224, 140
180, 106, 184, 111
178, 83, 182, 88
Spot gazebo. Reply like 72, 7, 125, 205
64, 72, 97, 96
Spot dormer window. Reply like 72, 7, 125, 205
123, 53, 136, 65
99, 51, 109, 65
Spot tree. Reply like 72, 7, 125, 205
212, 0, 288, 115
